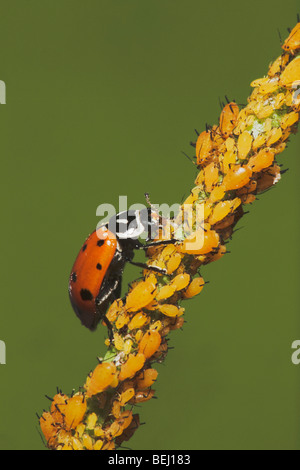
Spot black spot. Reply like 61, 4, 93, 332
97, 240, 104, 247
80, 289, 93, 301
96, 263, 102, 270
82, 244, 87, 252
71, 272, 77, 283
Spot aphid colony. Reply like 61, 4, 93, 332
39, 23, 300, 450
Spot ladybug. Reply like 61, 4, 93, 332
69, 208, 173, 335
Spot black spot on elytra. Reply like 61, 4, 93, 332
80, 289, 93, 301
71, 272, 77, 283
96, 263, 102, 270
82, 244, 87, 252
97, 239, 104, 247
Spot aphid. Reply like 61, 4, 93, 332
237, 130, 253, 160
125, 275, 157, 312
219, 102, 240, 138
85, 362, 117, 397
283, 23, 300, 53
63, 395, 87, 430
195, 131, 214, 165
118, 353, 146, 381
129, 389, 155, 404
280, 56, 300, 87
40, 412, 58, 443
136, 368, 158, 390
177, 228, 220, 255
221, 165, 252, 191
158, 304, 185, 318
138, 330, 162, 359
128, 312, 149, 330
203, 162, 220, 192
246, 149, 275, 173
209, 198, 241, 226
182, 277, 205, 299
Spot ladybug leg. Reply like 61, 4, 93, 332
95, 276, 122, 341
128, 260, 167, 275
140, 239, 178, 249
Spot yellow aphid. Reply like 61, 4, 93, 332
166, 252, 183, 274
94, 439, 103, 450
280, 56, 300, 87
170, 273, 191, 291
209, 198, 241, 226
118, 353, 145, 381
86, 413, 98, 430
111, 400, 121, 419
105, 421, 123, 439
124, 339, 133, 355
135, 330, 143, 343
177, 228, 219, 255
283, 22, 300, 53
203, 162, 219, 192
76, 423, 85, 438
156, 284, 176, 301
136, 368, 158, 390
247, 149, 275, 173
126, 278, 157, 312
85, 362, 117, 397
106, 299, 123, 323
94, 426, 105, 438
281, 111, 299, 129
219, 102, 239, 137
115, 311, 130, 329
264, 118, 272, 134
266, 127, 282, 145
138, 330, 162, 359
128, 312, 149, 330
250, 77, 268, 88
195, 130, 214, 165
256, 105, 274, 120
150, 320, 163, 332
182, 277, 205, 299
259, 78, 279, 95
63, 395, 87, 430
268, 54, 289, 77
39, 412, 58, 443
119, 388, 135, 406
158, 304, 185, 318
222, 149, 237, 173
274, 92, 286, 109
161, 244, 177, 259
225, 137, 236, 152
114, 332, 124, 351
237, 130, 253, 159
221, 165, 252, 191
252, 134, 267, 150
71, 438, 84, 450
209, 186, 226, 203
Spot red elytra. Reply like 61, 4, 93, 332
69, 228, 118, 331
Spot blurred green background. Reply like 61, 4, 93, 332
0, 0, 299, 450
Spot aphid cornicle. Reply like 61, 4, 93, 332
69, 208, 174, 335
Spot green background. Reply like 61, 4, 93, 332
0, 0, 299, 450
